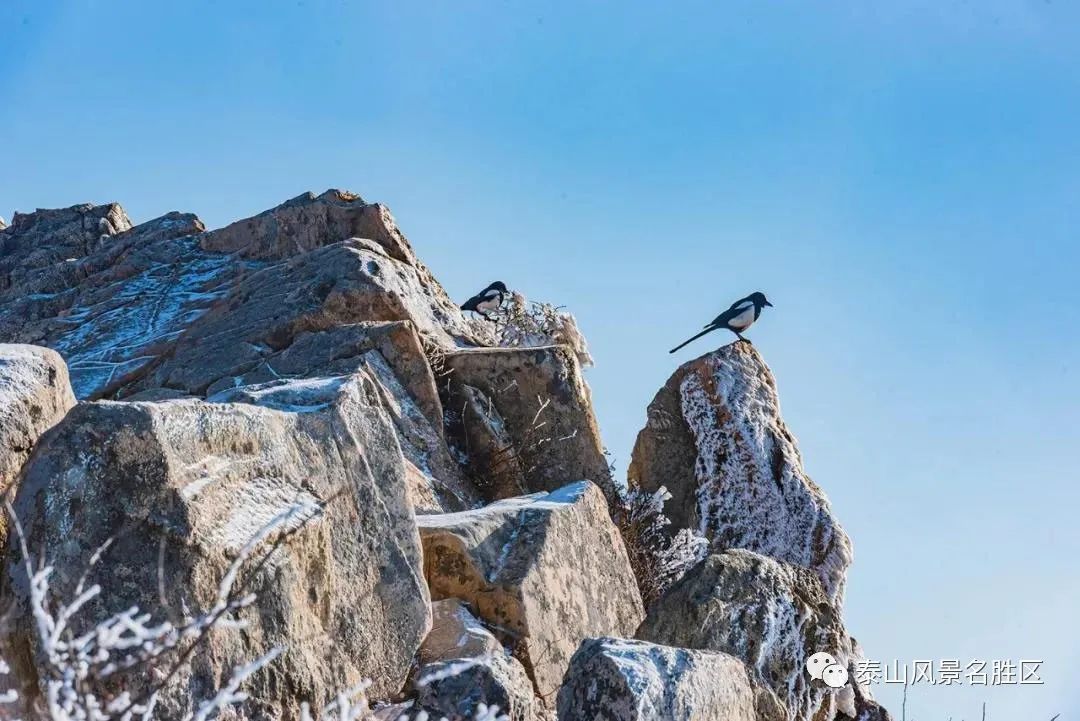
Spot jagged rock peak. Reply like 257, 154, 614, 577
629, 341, 853, 603
199, 188, 418, 264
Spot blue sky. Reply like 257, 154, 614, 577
3, 2, 1079, 718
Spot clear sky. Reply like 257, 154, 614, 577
3, 2, 1078, 718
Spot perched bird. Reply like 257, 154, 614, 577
460, 281, 508, 319
669, 291, 773, 353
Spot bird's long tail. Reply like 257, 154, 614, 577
669, 325, 718, 354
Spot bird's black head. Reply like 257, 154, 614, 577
487, 281, 508, 293
750, 291, 773, 308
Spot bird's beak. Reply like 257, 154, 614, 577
765, 301, 774, 307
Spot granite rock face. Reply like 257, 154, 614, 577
556, 637, 783, 721
0, 202, 132, 297
0, 345, 77, 548
416, 482, 644, 702
638, 549, 876, 721
413, 600, 537, 721
0, 191, 482, 401
442, 346, 615, 504
628, 342, 852, 603
6, 372, 430, 717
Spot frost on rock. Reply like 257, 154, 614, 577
629, 341, 852, 603
637, 549, 875, 721
0, 345, 76, 506
6, 370, 431, 716
480, 292, 594, 368
55, 238, 233, 397
416, 482, 644, 703
556, 637, 779, 721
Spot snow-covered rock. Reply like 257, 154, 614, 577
442, 346, 616, 503
416, 481, 644, 703
628, 341, 852, 602
556, 637, 783, 721
637, 549, 869, 721
0, 345, 76, 538
6, 370, 431, 717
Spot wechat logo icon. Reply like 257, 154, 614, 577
806, 651, 849, 689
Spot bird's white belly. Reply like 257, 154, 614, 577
476, 296, 501, 313
729, 306, 756, 330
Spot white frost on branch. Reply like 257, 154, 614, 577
480, 292, 594, 367
0, 500, 506, 721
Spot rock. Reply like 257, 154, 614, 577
200, 190, 415, 265
0, 191, 483, 401
0, 202, 131, 297
637, 549, 863, 721
0, 345, 76, 539
418, 599, 505, 666
0, 217, 6, 231
0, 210, 217, 398
556, 637, 782, 721
123, 238, 477, 399
198, 190, 473, 344
416, 654, 537, 721
416, 481, 644, 702
627, 342, 852, 602
6, 370, 431, 717
412, 599, 538, 721
441, 346, 615, 503
206, 321, 481, 512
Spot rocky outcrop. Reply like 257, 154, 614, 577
416, 482, 644, 702
628, 342, 852, 602
6, 371, 430, 717
0, 189, 888, 721
442, 346, 615, 503
0, 202, 132, 297
637, 549, 872, 721
0, 192, 483, 402
0, 210, 215, 398
0, 345, 76, 501
557, 637, 783, 721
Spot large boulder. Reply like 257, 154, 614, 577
637, 549, 867, 721
441, 347, 615, 503
416, 482, 644, 703
6, 371, 430, 717
628, 342, 852, 602
556, 637, 783, 721
206, 321, 481, 512
0, 345, 76, 544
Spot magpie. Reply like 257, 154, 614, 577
669, 291, 773, 353
460, 281, 508, 320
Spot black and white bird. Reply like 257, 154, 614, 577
669, 291, 773, 353
460, 281, 508, 319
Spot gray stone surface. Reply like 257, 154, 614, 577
6, 371, 430, 717
556, 637, 781, 721
417, 482, 644, 702
628, 341, 852, 602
